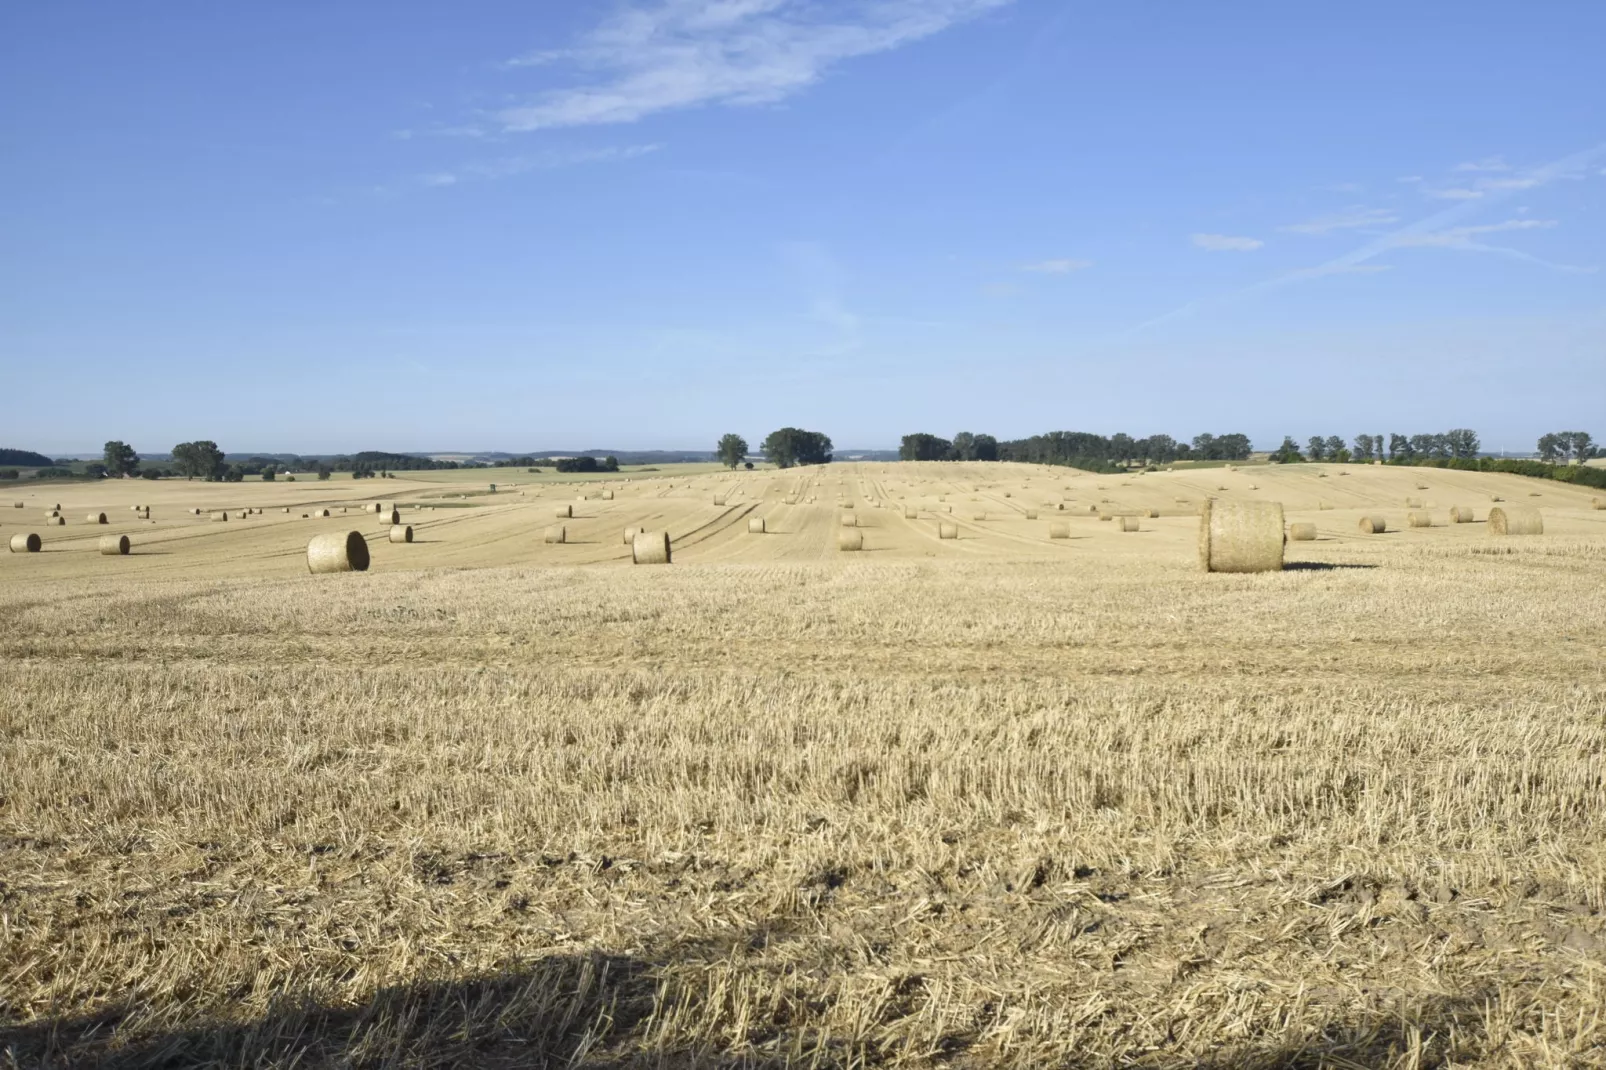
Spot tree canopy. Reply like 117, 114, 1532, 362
716, 434, 748, 470
761, 428, 833, 468
103, 441, 139, 478
171, 441, 226, 481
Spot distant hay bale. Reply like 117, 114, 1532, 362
1098, 513, 1113, 522
784, 497, 798, 506
1025, 509, 1038, 520
903, 505, 918, 519
543, 526, 566, 544
840, 502, 854, 509
747, 517, 765, 533
1142, 508, 1158, 518
555, 505, 572, 518
577, 494, 587, 502
1489, 506, 1542, 535
840, 513, 858, 527
1490, 495, 1503, 502
9, 533, 41, 553
11, 501, 21, 509
46, 510, 58, 518
307, 530, 370, 574
282, 507, 290, 513
941, 505, 952, 512
1049, 522, 1069, 539
98, 534, 130, 556
130, 505, 140, 511
190, 508, 201, 515
1119, 516, 1140, 532
838, 529, 863, 551
1593, 497, 1604, 510
632, 530, 671, 564
1318, 501, 1333, 511
971, 512, 985, 521
48, 517, 63, 526
312, 508, 330, 518
1407, 510, 1433, 528
1198, 500, 1285, 573
389, 525, 413, 543
210, 511, 228, 522
87, 512, 107, 524
1288, 522, 1317, 541
622, 525, 644, 545
386, 509, 401, 525
1217, 485, 1228, 491
1358, 516, 1387, 534
1003, 492, 1011, 498
1449, 506, 1474, 523
938, 521, 959, 539
601, 490, 614, 500
1415, 483, 1429, 491
1055, 503, 1066, 511
1248, 484, 1259, 490
1404, 497, 1423, 508
713, 496, 726, 506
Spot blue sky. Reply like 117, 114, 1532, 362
2, 0, 1602, 455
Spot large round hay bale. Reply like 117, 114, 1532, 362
129, 505, 140, 511
11, 502, 21, 509
838, 529, 864, 551
543, 525, 566, 544
210, 511, 228, 522
1357, 516, 1386, 534
1489, 506, 1542, 535
87, 512, 107, 524
9, 533, 41, 553
1447, 506, 1474, 523
1288, 522, 1317, 541
840, 513, 858, 527
713, 496, 726, 506
370, 503, 383, 514
48, 516, 63, 526
1407, 510, 1432, 528
389, 524, 413, 544
386, 508, 401, 525
98, 534, 130, 556
747, 517, 765, 534
313, 508, 330, 518
1098, 513, 1113, 522
1025, 509, 1038, 520
190, 508, 201, 515
1049, 522, 1070, 539
1143, 508, 1159, 518
601, 490, 614, 500
938, 521, 959, 539
1404, 497, 1423, 509
903, 505, 918, 519
306, 531, 370, 573
632, 530, 671, 564
555, 505, 572, 518
622, 525, 644, 545
971, 512, 986, 521
1119, 516, 1140, 532
1198, 500, 1284, 573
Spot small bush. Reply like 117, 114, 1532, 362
0, 469, 17, 480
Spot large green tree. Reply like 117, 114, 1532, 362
762, 427, 833, 468
172, 440, 226, 481
716, 433, 748, 470
899, 433, 951, 462
102, 440, 139, 478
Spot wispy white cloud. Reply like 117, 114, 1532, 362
1396, 175, 1423, 183
1279, 208, 1398, 235
1390, 218, 1554, 248
419, 143, 661, 188
1454, 155, 1509, 172
495, 0, 1011, 132
1191, 233, 1262, 252
1021, 258, 1092, 274
1427, 187, 1483, 200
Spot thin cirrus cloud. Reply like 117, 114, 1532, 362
493, 0, 1013, 131
1279, 208, 1399, 235
1191, 233, 1262, 252
1021, 258, 1092, 274
418, 143, 661, 188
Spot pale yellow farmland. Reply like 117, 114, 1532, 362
2, 461, 1605, 1068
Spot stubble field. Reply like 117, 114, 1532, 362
2, 462, 1604, 1068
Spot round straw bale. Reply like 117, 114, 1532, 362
601, 490, 614, 500
1318, 501, 1333, 511
971, 512, 986, 521
389, 524, 413, 544
713, 496, 726, 506
622, 525, 644, 545
386, 509, 400, 525
840, 513, 858, 527
938, 521, 958, 539
577, 494, 587, 502
784, 497, 798, 506
210, 511, 228, 522
1490, 495, 1503, 502
1198, 500, 1285, 573
840, 502, 854, 509
838, 529, 864, 551
98, 534, 130, 555
555, 505, 572, 518
1025, 509, 1038, 520
307, 531, 370, 573
1593, 497, 1605, 510
313, 508, 330, 518
190, 508, 201, 515
543, 525, 566, 544
1119, 516, 1140, 532
632, 530, 671, 564
9, 533, 41, 553
87, 512, 107, 524
130, 505, 140, 511
1407, 510, 1432, 528
1404, 497, 1423, 509
1449, 506, 1474, 523
48, 516, 63, 526
1288, 522, 1317, 541
46, 509, 58, 517
1098, 513, 1113, 522
1357, 516, 1387, 534
282, 507, 290, 513
11, 501, 21, 509
903, 505, 918, 519
1049, 522, 1070, 539
1488, 506, 1542, 535
370, 503, 383, 513
747, 517, 765, 534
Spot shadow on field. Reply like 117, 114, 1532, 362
1282, 561, 1378, 571
2, 941, 1494, 1070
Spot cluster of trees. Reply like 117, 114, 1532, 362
1538, 431, 1596, 463
899, 432, 1000, 462
553, 455, 620, 474
760, 428, 833, 469
0, 448, 53, 468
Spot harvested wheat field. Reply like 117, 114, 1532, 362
3, 461, 1606, 1068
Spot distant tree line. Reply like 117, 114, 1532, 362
760, 428, 833, 468
553, 455, 620, 473
900, 430, 1252, 470
0, 448, 53, 468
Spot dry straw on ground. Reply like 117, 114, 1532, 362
1198, 500, 1284, 573
631, 530, 671, 564
9, 532, 41, 553
306, 531, 370, 574
389, 525, 413, 544
97, 534, 130, 556
1489, 506, 1543, 535
1288, 522, 1317, 541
